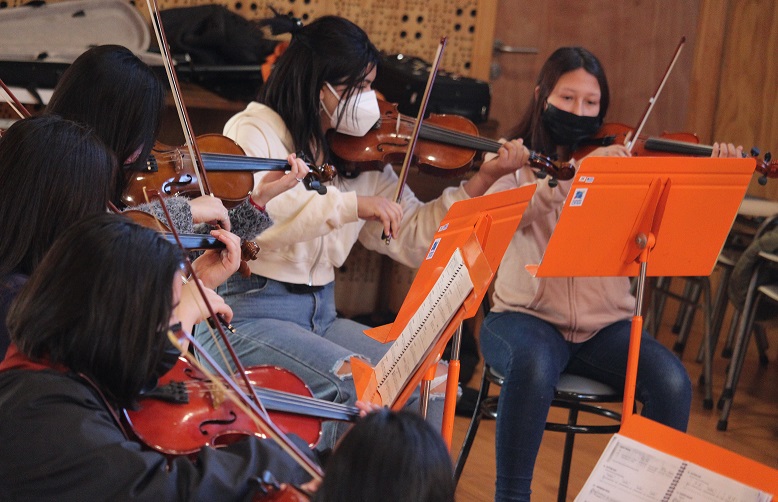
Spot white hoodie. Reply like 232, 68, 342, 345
223, 102, 470, 286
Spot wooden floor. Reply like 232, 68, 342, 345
452, 289, 778, 501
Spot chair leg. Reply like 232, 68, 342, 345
698, 278, 714, 409
696, 266, 733, 363
721, 309, 741, 358
648, 277, 672, 338
674, 279, 702, 356
556, 406, 579, 502
753, 324, 770, 367
454, 366, 491, 483
717, 290, 760, 431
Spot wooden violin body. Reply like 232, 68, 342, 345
124, 358, 360, 456
123, 134, 258, 209
329, 100, 479, 177
122, 135, 337, 208
329, 100, 574, 183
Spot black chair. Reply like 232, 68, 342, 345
454, 364, 622, 501
717, 250, 778, 431
454, 298, 622, 501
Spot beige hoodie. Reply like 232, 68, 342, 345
486, 166, 636, 343
223, 102, 470, 286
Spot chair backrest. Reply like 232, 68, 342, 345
728, 213, 778, 313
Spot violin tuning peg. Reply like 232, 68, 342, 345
750, 146, 761, 157
764, 151, 771, 162
758, 175, 768, 186
548, 178, 559, 188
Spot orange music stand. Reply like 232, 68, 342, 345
351, 185, 536, 448
533, 156, 778, 496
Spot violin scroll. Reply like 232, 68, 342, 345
527, 151, 574, 187
751, 149, 776, 186
301, 162, 337, 195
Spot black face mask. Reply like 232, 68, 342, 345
141, 322, 183, 393
541, 102, 602, 148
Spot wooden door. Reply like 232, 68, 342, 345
487, 1, 700, 140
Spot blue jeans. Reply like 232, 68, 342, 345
194, 274, 444, 450
479, 311, 691, 502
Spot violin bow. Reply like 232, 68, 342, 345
0, 77, 32, 119
625, 36, 686, 153
384, 37, 448, 244
145, 0, 211, 199
151, 189, 324, 481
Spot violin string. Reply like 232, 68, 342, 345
176, 331, 324, 480
151, 150, 290, 172
423, 124, 501, 151
394, 116, 501, 151
183, 382, 359, 416
183, 380, 356, 412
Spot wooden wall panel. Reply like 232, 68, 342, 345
488, 0, 700, 139
689, 0, 778, 199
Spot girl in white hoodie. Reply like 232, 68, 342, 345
197, 15, 530, 450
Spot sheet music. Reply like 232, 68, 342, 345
576, 434, 772, 502
373, 248, 474, 406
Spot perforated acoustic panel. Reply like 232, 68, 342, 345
0, 0, 495, 76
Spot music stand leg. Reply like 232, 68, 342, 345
623, 236, 653, 421
441, 323, 463, 449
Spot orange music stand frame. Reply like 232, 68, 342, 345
352, 185, 536, 448
533, 156, 777, 495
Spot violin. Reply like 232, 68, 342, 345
139, 1, 325, 496
120, 208, 228, 252
124, 357, 359, 455
122, 134, 336, 209
329, 99, 574, 184
574, 123, 778, 184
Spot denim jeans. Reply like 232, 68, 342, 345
479, 311, 692, 502
194, 273, 444, 450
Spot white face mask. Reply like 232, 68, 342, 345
321, 82, 380, 137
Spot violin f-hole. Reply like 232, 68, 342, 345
199, 411, 239, 436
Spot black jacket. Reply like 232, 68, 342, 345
0, 366, 312, 501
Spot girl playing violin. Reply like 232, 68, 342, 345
43, 44, 314, 336
0, 213, 314, 500
45, 44, 308, 242
0, 114, 243, 360
200, 15, 530, 449
0, 115, 116, 357
479, 46, 742, 501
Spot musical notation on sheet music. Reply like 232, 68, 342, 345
373, 248, 474, 405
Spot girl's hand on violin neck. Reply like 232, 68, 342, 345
466, 138, 531, 197
188, 195, 232, 231
252, 153, 311, 207
190, 229, 242, 289
585, 144, 632, 159
176, 281, 234, 331
711, 142, 743, 158
357, 195, 403, 239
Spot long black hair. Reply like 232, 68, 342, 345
46, 44, 165, 201
0, 115, 117, 279
509, 46, 610, 157
258, 15, 380, 162
314, 409, 455, 502
7, 213, 184, 407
